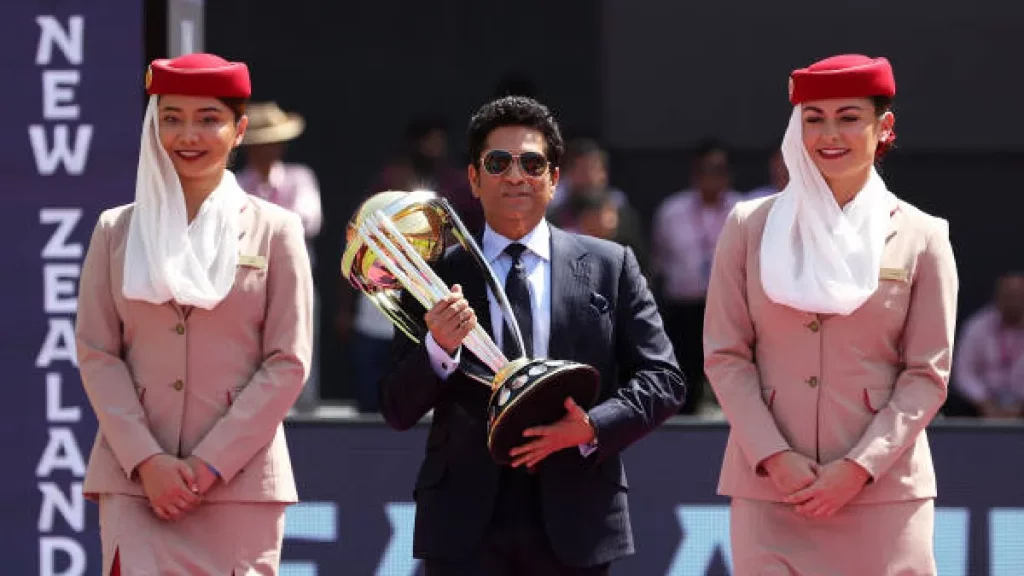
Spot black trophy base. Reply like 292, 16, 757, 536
486, 358, 600, 465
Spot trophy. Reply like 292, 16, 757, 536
341, 190, 600, 465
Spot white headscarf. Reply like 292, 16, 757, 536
122, 95, 246, 309
759, 106, 895, 315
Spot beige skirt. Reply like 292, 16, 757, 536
730, 497, 936, 576
99, 494, 286, 576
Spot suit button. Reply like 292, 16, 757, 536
807, 376, 819, 388
808, 320, 820, 333
173, 379, 184, 391
175, 323, 185, 335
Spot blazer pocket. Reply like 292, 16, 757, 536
862, 388, 892, 414
761, 387, 776, 409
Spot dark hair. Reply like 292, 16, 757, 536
568, 185, 614, 215
872, 96, 895, 159
693, 137, 731, 165
467, 96, 565, 173
563, 138, 608, 171
218, 97, 248, 122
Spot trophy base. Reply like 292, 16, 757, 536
486, 358, 600, 465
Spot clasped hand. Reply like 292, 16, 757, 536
136, 454, 220, 522
762, 451, 870, 519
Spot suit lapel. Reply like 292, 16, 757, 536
548, 227, 590, 360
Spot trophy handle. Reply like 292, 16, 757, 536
430, 198, 528, 360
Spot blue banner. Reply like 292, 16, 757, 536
281, 422, 1024, 576
0, 2, 142, 574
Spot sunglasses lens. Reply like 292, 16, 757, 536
520, 152, 548, 177
483, 151, 512, 175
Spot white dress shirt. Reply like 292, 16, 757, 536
425, 220, 551, 374
424, 220, 596, 455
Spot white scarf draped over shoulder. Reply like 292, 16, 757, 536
759, 106, 895, 316
122, 95, 246, 310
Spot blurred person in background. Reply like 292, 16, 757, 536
237, 101, 322, 244
952, 272, 1024, 419
704, 54, 957, 575
403, 115, 484, 235
567, 186, 620, 242
549, 138, 648, 275
651, 138, 743, 415
335, 156, 415, 413
237, 101, 323, 413
77, 54, 312, 576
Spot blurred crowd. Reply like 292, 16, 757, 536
233, 96, 1024, 424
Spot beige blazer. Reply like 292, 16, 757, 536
704, 195, 958, 504
76, 196, 314, 503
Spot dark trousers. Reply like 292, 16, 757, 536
352, 332, 392, 413
662, 299, 707, 415
424, 468, 610, 576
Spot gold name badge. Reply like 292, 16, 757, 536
879, 267, 909, 283
239, 254, 267, 270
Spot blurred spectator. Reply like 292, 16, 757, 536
336, 157, 415, 413
746, 147, 789, 199
237, 101, 323, 413
549, 138, 649, 273
651, 137, 743, 415
953, 272, 1024, 419
568, 186, 620, 241
404, 115, 484, 235
237, 102, 323, 248
551, 138, 626, 210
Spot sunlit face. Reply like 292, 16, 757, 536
468, 126, 559, 240
157, 95, 247, 183
801, 97, 894, 184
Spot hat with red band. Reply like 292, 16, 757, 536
788, 54, 895, 105
145, 53, 251, 98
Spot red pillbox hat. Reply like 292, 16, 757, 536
145, 53, 251, 98
789, 54, 895, 105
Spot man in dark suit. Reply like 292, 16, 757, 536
379, 96, 685, 575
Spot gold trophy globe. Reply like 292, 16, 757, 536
341, 190, 599, 465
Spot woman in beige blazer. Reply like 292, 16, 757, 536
76, 53, 313, 575
703, 54, 958, 575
